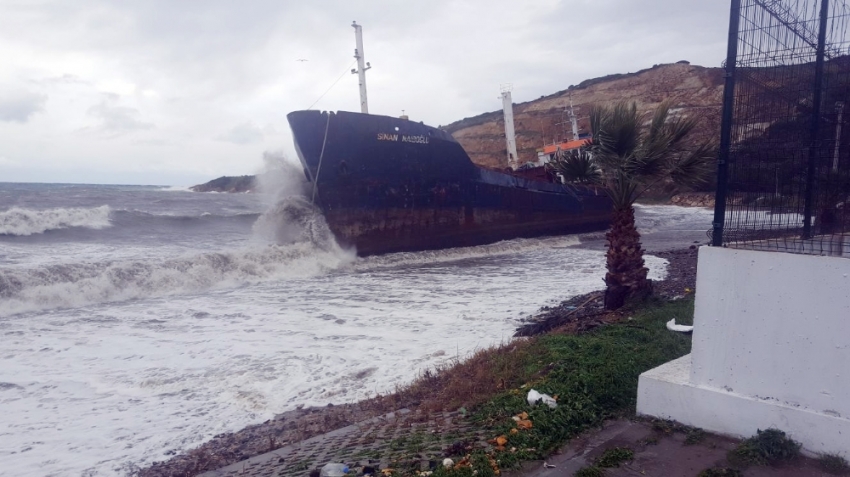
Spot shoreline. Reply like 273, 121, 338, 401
134, 246, 699, 477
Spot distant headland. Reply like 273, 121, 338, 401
190, 175, 256, 193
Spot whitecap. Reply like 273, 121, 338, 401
0, 206, 112, 236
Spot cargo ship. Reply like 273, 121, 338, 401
285, 22, 611, 256
287, 109, 611, 255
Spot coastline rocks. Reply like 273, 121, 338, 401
514, 247, 700, 337
670, 192, 715, 208
190, 175, 257, 193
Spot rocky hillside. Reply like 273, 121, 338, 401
192, 62, 724, 192
444, 62, 724, 169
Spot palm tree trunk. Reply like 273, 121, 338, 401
604, 205, 652, 310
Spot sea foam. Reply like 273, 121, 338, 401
0, 205, 112, 236
0, 241, 354, 317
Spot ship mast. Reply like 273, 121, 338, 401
501, 84, 519, 170
351, 21, 371, 114
568, 95, 579, 141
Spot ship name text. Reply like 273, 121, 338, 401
376, 133, 429, 144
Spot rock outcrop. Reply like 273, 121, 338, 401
444, 62, 724, 170
190, 175, 256, 193
670, 192, 715, 208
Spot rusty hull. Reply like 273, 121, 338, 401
287, 109, 611, 256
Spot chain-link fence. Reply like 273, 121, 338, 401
712, 0, 850, 256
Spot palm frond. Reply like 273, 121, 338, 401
664, 115, 699, 149
626, 149, 667, 178
588, 100, 714, 206
606, 172, 641, 209
549, 148, 603, 184
668, 142, 716, 189
603, 102, 641, 159
648, 101, 672, 139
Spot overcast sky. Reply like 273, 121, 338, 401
0, 0, 732, 185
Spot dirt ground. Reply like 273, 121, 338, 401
518, 419, 832, 477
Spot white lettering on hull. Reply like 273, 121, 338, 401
402, 135, 428, 144
376, 133, 429, 144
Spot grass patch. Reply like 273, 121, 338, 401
472, 298, 694, 469
350, 298, 694, 476
697, 468, 743, 477
424, 451, 499, 477
372, 334, 552, 414
373, 298, 693, 416
595, 447, 634, 468
728, 428, 801, 467
819, 453, 850, 475
574, 466, 606, 477
684, 427, 707, 445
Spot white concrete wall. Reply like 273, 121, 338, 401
639, 355, 850, 455
690, 246, 850, 419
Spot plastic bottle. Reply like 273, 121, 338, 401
319, 463, 349, 477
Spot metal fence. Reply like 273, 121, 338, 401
713, 0, 850, 256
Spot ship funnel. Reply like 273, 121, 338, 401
501, 84, 519, 170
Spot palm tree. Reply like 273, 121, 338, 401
550, 101, 715, 309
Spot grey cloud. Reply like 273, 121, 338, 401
87, 97, 154, 134
0, 90, 47, 123
33, 74, 92, 86
217, 122, 264, 145
0, 0, 732, 185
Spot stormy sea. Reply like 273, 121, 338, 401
0, 178, 713, 476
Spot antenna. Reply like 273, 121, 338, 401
351, 21, 372, 114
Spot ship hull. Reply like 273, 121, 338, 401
287, 110, 611, 256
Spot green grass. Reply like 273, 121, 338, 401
728, 428, 801, 467
363, 298, 695, 476
697, 468, 743, 477
567, 446, 635, 477
819, 453, 850, 475
424, 451, 498, 477
595, 447, 634, 468
472, 298, 694, 469
685, 428, 707, 445
574, 466, 606, 477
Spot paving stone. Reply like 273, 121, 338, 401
200, 409, 491, 477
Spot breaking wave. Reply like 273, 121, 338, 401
111, 209, 262, 226
251, 196, 337, 247
0, 206, 112, 236
634, 204, 714, 235
0, 197, 353, 317
0, 242, 354, 317
356, 235, 582, 271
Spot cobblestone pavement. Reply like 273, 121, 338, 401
200, 409, 492, 477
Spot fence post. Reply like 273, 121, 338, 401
712, 0, 742, 246
803, 0, 831, 239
